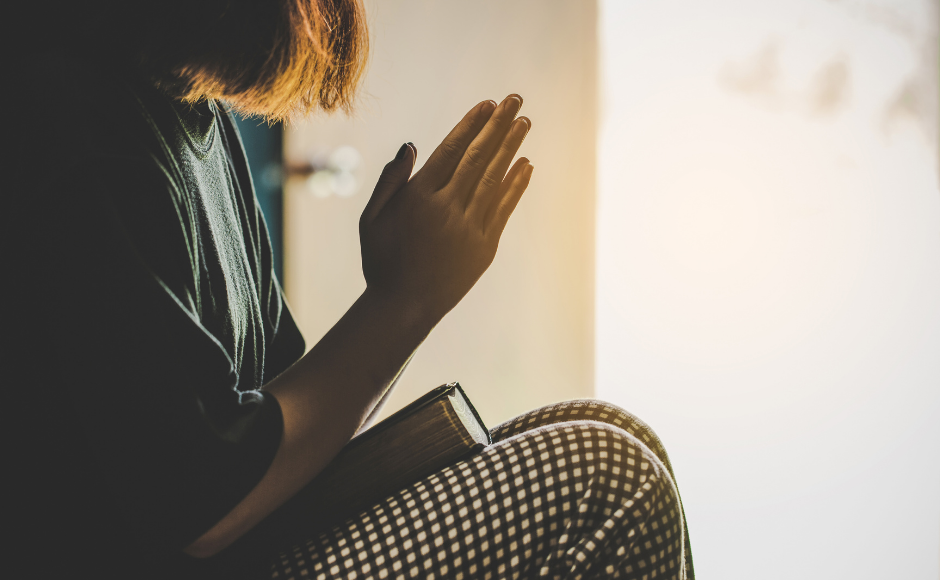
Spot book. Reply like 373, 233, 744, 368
266, 382, 491, 542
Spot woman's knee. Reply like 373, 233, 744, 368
501, 420, 675, 506
492, 400, 676, 478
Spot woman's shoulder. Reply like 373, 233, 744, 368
13, 54, 183, 206
23, 55, 143, 144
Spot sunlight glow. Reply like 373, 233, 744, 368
597, 1, 940, 578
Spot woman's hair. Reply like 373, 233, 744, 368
47, 0, 369, 122
166, 0, 370, 122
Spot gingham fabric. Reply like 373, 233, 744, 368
270, 400, 693, 579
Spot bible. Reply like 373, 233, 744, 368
267, 382, 491, 542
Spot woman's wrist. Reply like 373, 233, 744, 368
359, 286, 441, 338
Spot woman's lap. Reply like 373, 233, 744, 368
269, 400, 693, 580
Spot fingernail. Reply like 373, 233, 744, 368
479, 100, 497, 116
505, 94, 523, 108
524, 163, 534, 179
396, 143, 410, 160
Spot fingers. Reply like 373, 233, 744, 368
467, 115, 530, 217
361, 143, 416, 224
449, 95, 524, 202
485, 158, 533, 236
418, 100, 496, 189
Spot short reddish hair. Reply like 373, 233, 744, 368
161, 0, 369, 121
171, 0, 369, 121
49, 0, 369, 122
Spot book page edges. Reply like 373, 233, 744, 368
447, 388, 490, 446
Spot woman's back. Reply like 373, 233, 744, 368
9, 54, 303, 578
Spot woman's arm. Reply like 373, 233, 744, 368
355, 352, 414, 436
185, 94, 533, 557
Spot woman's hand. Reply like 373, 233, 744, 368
359, 94, 534, 327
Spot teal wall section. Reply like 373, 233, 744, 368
234, 117, 284, 283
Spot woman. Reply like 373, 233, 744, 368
9, 0, 693, 578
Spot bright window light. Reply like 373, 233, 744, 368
597, 1, 940, 578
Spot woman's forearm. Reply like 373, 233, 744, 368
356, 351, 415, 436
185, 289, 433, 558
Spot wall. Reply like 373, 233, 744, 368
596, 1, 940, 578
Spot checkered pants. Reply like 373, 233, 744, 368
269, 400, 694, 579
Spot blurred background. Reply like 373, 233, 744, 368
235, 0, 940, 578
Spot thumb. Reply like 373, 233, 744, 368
361, 142, 416, 223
